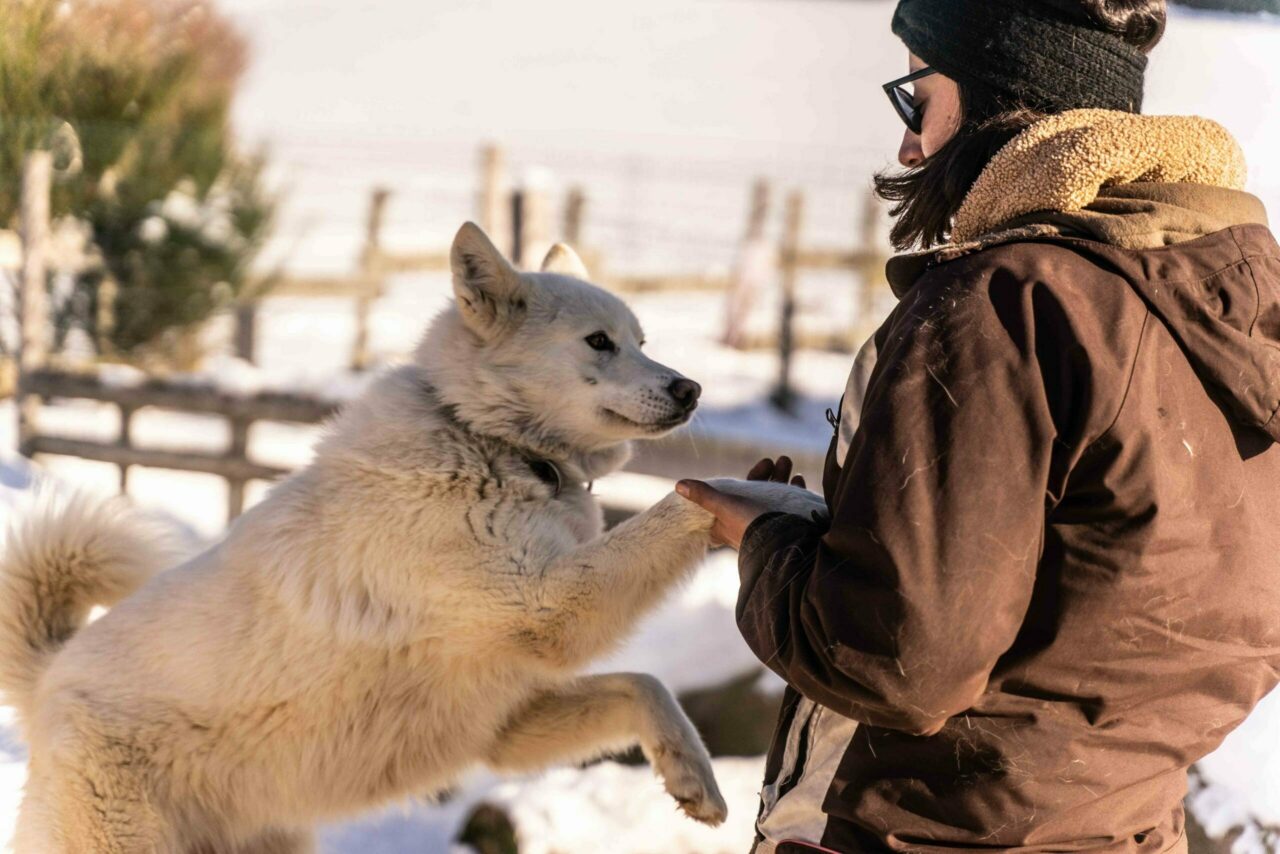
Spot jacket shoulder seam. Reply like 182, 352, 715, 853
1095, 309, 1153, 446
1227, 227, 1264, 338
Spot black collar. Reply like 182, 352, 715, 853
527, 458, 563, 495
526, 457, 592, 497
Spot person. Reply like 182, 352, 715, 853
676, 1, 1280, 851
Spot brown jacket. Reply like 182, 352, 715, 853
738, 111, 1280, 852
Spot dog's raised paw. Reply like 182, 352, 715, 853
654, 746, 728, 826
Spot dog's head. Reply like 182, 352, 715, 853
417, 223, 700, 456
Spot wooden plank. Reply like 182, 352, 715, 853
18, 152, 53, 456
226, 416, 252, 520
478, 144, 510, 257
733, 329, 858, 354
602, 273, 731, 294
233, 303, 258, 364
787, 248, 880, 270
118, 404, 135, 493
564, 186, 587, 246
512, 185, 551, 270
22, 370, 339, 424
269, 275, 383, 299
28, 435, 290, 482
366, 250, 450, 275
770, 190, 805, 413
723, 178, 774, 349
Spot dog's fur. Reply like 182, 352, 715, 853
0, 223, 824, 853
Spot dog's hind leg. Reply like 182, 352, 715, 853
485, 673, 727, 826
12, 766, 172, 854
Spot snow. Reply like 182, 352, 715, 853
318, 758, 766, 854
592, 550, 777, 696
2, 0, 1278, 849
1197, 686, 1280, 828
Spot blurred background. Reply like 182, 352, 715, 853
1, 0, 1278, 851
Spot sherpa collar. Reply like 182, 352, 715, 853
886, 110, 1258, 296
953, 109, 1248, 243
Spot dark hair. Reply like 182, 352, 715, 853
875, 0, 1168, 251
1047, 0, 1168, 53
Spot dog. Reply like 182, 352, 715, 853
0, 222, 824, 853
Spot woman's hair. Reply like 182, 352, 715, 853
876, 0, 1168, 251
1050, 0, 1168, 52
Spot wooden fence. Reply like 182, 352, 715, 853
229, 143, 888, 373
13, 152, 341, 523
11, 146, 875, 527
19, 367, 336, 521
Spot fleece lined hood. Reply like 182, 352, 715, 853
892, 110, 1280, 444
952, 109, 1249, 242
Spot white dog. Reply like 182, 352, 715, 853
0, 223, 822, 853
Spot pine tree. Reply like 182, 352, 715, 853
0, 0, 274, 361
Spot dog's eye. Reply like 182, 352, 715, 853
585, 332, 615, 352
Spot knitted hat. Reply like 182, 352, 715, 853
892, 0, 1149, 115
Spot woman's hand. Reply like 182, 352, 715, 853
676, 457, 806, 550
746, 456, 806, 490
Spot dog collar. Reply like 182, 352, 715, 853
527, 458, 563, 495
526, 458, 592, 497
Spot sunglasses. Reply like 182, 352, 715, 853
883, 67, 938, 135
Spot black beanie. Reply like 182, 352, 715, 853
892, 0, 1149, 115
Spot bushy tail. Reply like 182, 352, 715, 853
0, 494, 172, 722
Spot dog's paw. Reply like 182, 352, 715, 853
652, 741, 728, 826
653, 491, 716, 534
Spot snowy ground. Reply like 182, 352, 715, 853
2, 2, 1278, 851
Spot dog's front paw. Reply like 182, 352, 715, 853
652, 741, 728, 826
653, 491, 716, 535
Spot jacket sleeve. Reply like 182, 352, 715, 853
736, 271, 1061, 736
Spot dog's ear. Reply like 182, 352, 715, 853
451, 222, 527, 340
540, 243, 590, 280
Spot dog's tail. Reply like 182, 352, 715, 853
0, 494, 170, 720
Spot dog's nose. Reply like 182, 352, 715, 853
668, 378, 702, 412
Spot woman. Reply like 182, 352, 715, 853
678, 1, 1280, 851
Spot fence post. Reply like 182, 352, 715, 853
855, 192, 889, 343
564, 186, 587, 247
18, 152, 53, 457
118, 404, 135, 494
510, 182, 551, 270
478, 144, 511, 257
352, 187, 390, 371
226, 416, 251, 523
234, 302, 258, 365
770, 190, 805, 413
723, 178, 773, 348
96, 276, 118, 357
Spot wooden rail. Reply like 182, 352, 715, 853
20, 368, 340, 522
11, 143, 879, 530
18, 366, 830, 528
20, 370, 337, 423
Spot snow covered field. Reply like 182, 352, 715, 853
2, 1, 1279, 851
